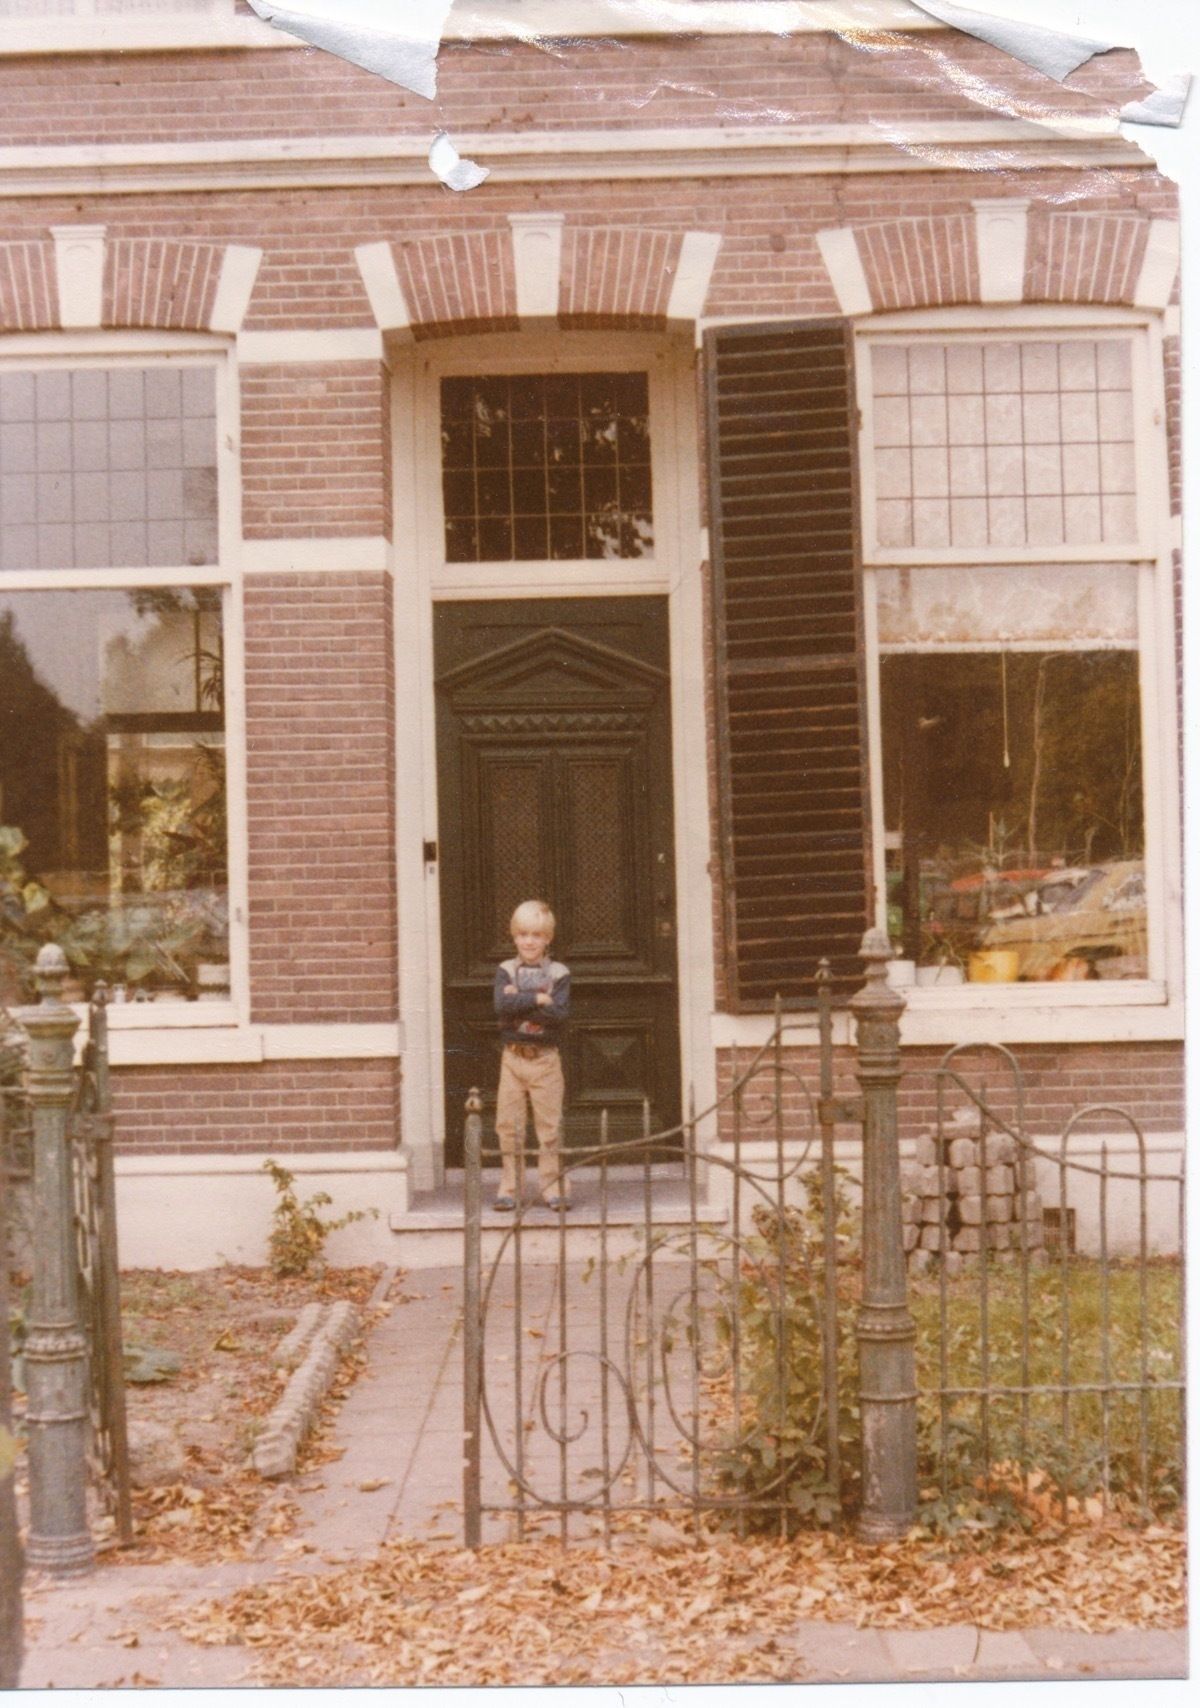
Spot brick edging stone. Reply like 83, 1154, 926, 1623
251, 1299, 360, 1480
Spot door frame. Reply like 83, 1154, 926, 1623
391, 330, 716, 1192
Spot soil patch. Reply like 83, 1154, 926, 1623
13, 1264, 386, 1565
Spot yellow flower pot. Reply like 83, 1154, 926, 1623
967, 949, 1020, 984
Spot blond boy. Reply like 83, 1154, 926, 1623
492, 900, 571, 1211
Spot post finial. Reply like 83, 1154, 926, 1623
850, 926, 905, 1020
33, 943, 71, 1006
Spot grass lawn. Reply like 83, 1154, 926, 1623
910, 1258, 1185, 1520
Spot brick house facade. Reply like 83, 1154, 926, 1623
0, 2, 1183, 1264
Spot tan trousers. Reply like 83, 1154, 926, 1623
494, 1046, 567, 1199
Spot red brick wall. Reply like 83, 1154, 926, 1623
110, 1058, 400, 1154
240, 362, 391, 538
243, 572, 397, 1025
0, 28, 1181, 1163
717, 1040, 1185, 1145
0, 35, 1156, 148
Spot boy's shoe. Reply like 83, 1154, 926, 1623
493, 1194, 516, 1212
543, 1195, 571, 1212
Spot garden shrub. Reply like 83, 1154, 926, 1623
718, 1170, 1184, 1532
262, 1159, 374, 1278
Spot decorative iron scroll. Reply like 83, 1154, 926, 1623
462, 984, 849, 1546
68, 991, 132, 1545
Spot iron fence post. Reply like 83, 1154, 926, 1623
815, 960, 841, 1499
18, 945, 92, 1577
850, 927, 917, 1541
90, 989, 133, 1545
1, 1126, 23, 1685
462, 1088, 483, 1548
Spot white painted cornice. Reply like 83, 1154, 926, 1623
0, 122, 1147, 200
0, 3, 944, 57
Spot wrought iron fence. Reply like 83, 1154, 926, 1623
912, 1044, 1186, 1526
68, 992, 132, 1544
463, 936, 1187, 1545
1, 968, 131, 1559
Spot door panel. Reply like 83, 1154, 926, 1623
436, 598, 681, 1161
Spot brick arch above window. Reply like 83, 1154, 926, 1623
0, 227, 262, 336
0, 240, 58, 333
817, 205, 1179, 315
105, 238, 226, 332
354, 220, 721, 338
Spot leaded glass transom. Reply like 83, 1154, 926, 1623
440, 372, 653, 563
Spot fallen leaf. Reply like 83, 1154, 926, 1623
358, 1479, 392, 1493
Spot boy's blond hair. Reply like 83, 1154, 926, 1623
510, 899, 556, 940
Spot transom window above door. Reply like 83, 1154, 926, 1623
439, 372, 653, 563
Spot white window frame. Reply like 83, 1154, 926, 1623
393, 329, 716, 1191
854, 304, 1181, 1032
0, 328, 249, 1034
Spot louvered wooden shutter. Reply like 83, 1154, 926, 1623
706, 320, 872, 1008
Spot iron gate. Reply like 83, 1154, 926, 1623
462, 966, 853, 1544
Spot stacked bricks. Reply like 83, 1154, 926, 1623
901, 1107, 1045, 1273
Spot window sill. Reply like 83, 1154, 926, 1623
65, 1017, 404, 1067
86, 1001, 239, 1031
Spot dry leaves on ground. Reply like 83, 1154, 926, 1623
170, 1522, 1186, 1688
95, 1264, 387, 1566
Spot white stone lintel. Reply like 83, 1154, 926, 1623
355, 240, 413, 336
815, 227, 872, 317
508, 212, 565, 327
237, 328, 385, 364
1133, 219, 1180, 310
667, 230, 722, 324
49, 223, 105, 328
209, 243, 263, 334
973, 198, 1030, 304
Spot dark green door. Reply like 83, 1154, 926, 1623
435, 598, 681, 1162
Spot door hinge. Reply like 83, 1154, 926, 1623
423, 840, 438, 864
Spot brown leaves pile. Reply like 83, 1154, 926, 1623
116, 1479, 298, 1565
172, 1524, 1186, 1688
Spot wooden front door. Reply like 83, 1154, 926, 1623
435, 598, 681, 1162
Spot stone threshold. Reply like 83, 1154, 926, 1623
391, 1171, 725, 1233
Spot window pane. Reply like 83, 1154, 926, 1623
439, 372, 654, 562
869, 338, 1137, 553
881, 651, 1146, 982
0, 588, 228, 1005
0, 365, 218, 571
876, 562, 1138, 648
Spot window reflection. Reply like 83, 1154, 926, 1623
0, 587, 227, 1004
881, 650, 1146, 983
440, 372, 654, 562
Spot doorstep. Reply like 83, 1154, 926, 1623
387, 1171, 726, 1267
391, 1170, 725, 1231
